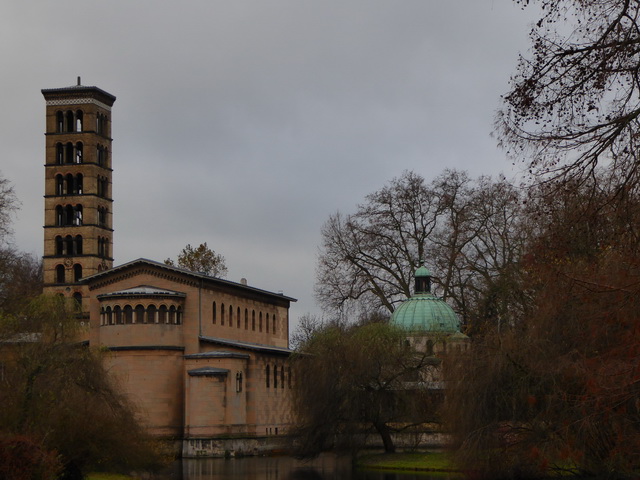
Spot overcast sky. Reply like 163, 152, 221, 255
2, 1, 539, 334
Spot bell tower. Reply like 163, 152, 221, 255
41, 79, 116, 306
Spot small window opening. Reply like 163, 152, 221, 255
73, 263, 82, 282
56, 264, 65, 283
147, 305, 157, 324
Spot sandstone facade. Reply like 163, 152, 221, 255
40, 81, 296, 456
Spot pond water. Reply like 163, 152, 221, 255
161, 454, 458, 480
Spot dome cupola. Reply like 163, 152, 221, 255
391, 264, 460, 334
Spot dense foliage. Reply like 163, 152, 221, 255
0, 172, 162, 478
0, 296, 164, 478
291, 321, 440, 455
444, 176, 640, 478
165, 242, 228, 277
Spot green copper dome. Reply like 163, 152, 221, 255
391, 293, 460, 333
390, 265, 460, 333
414, 265, 431, 277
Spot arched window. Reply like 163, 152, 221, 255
266, 313, 270, 333
73, 263, 82, 282
237, 307, 241, 328
56, 111, 64, 132
75, 235, 82, 255
135, 304, 145, 324
64, 205, 74, 226
274, 365, 278, 388
212, 302, 217, 324
76, 174, 83, 194
65, 142, 73, 164
56, 264, 65, 283
229, 305, 233, 326
176, 306, 183, 325
98, 207, 107, 227
266, 365, 270, 388
66, 111, 74, 132
75, 142, 83, 163
273, 315, 277, 334
65, 235, 73, 255
158, 305, 168, 324
74, 205, 83, 226
106, 306, 113, 325
56, 206, 64, 226
245, 309, 248, 329
221, 303, 225, 326
97, 113, 107, 135
252, 310, 256, 331
114, 305, 123, 324
147, 305, 157, 324
97, 145, 104, 166
64, 174, 74, 195
55, 175, 64, 195
56, 143, 63, 165
259, 312, 263, 332
55, 236, 64, 255
169, 305, 176, 324
75, 110, 83, 131
97, 176, 107, 197
124, 305, 133, 324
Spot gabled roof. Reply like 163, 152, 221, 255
81, 258, 297, 303
199, 335, 292, 357
97, 285, 186, 299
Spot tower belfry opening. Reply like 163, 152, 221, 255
41, 82, 116, 310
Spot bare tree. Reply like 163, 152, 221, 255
165, 242, 227, 277
498, 0, 640, 188
315, 170, 527, 330
0, 173, 19, 245
0, 249, 42, 316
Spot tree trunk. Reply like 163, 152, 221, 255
374, 422, 395, 453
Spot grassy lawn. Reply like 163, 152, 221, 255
357, 451, 460, 473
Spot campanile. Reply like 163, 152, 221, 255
41, 79, 116, 306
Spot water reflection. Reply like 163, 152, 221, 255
166, 454, 457, 480
181, 454, 351, 480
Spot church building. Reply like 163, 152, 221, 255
41, 80, 296, 457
